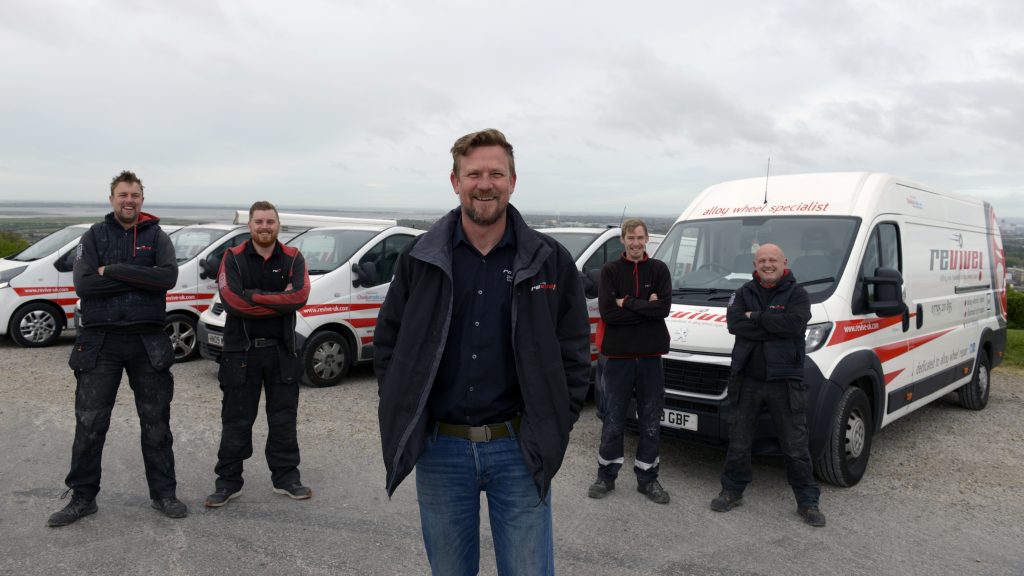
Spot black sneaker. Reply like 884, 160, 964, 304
587, 479, 615, 499
47, 495, 97, 527
204, 488, 242, 508
273, 483, 312, 500
637, 479, 670, 504
710, 490, 743, 512
151, 497, 188, 519
798, 505, 827, 527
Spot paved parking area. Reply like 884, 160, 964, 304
1, 334, 1023, 575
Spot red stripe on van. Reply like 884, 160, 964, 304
349, 318, 376, 328
53, 298, 79, 306
883, 369, 905, 386
361, 335, 373, 344
299, 303, 381, 317
872, 329, 955, 364
13, 286, 71, 296
827, 315, 905, 346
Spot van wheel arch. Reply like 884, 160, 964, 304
165, 312, 199, 362
301, 328, 355, 387
10, 301, 66, 347
814, 384, 873, 487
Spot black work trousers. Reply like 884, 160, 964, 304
597, 357, 665, 485
65, 330, 177, 500
720, 375, 820, 507
214, 346, 301, 491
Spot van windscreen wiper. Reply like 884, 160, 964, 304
672, 287, 720, 295
799, 276, 835, 287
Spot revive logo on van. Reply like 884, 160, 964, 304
929, 249, 983, 271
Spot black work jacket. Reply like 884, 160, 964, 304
74, 212, 176, 330
727, 271, 811, 382
374, 205, 591, 500
598, 253, 672, 357
217, 240, 310, 354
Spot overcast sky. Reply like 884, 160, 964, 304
1, 0, 1023, 218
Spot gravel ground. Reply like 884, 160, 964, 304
1, 332, 1022, 576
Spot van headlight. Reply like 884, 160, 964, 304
0, 265, 28, 289
805, 322, 832, 353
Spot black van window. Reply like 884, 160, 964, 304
856, 222, 901, 314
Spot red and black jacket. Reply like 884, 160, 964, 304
217, 240, 310, 354
597, 253, 672, 357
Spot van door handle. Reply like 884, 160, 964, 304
902, 307, 910, 332
916, 303, 924, 329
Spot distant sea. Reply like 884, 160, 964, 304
0, 201, 449, 223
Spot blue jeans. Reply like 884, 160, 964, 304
415, 427, 554, 576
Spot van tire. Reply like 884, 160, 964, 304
11, 303, 63, 348
165, 313, 199, 362
957, 351, 990, 410
814, 386, 873, 487
302, 331, 352, 387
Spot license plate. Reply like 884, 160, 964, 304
660, 408, 698, 431
207, 333, 223, 347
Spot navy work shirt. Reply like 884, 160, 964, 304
241, 240, 288, 339
430, 216, 521, 426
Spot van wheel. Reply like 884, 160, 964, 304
814, 386, 873, 487
957, 351, 990, 410
302, 331, 352, 387
165, 313, 198, 362
11, 303, 63, 348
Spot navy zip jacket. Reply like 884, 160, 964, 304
727, 270, 811, 382
74, 212, 176, 330
217, 240, 310, 354
598, 253, 671, 357
374, 205, 591, 499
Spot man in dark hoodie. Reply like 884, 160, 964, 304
48, 170, 185, 527
710, 243, 826, 527
587, 218, 672, 504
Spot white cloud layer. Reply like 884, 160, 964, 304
1, 0, 1023, 217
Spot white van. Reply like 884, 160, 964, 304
0, 224, 92, 347
538, 226, 664, 363
198, 220, 424, 387
652, 172, 1007, 486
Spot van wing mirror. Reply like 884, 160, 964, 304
865, 266, 906, 317
352, 261, 379, 288
54, 249, 76, 273
583, 269, 601, 299
199, 256, 221, 280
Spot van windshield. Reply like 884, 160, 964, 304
287, 229, 377, 275
653, 216, 859, 305
170, 227, 230, 264
7, 226, 87, 262
540, 231, 602, 260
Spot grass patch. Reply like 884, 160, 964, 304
1003, 329, 1024, 369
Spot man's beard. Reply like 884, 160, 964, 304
463, 200, 507, 227
252, 231, 278, 248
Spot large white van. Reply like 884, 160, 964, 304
651, 172, 1007, 486
538, 226, 664, 363
198, 220, 424, 387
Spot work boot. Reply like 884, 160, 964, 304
273, 483, 313, 500
798, 505, 827, 527
151, 497, 188, 519
637, 479, 670, 504
710, 490, 743, 512
587, 479, 615, 499
204, 488, 242, 508
47, 494, 98, 527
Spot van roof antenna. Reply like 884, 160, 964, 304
763, 156, 771, 205
620, 206, 627, 226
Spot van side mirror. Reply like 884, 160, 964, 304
54, 249, 76, 273
352, 261, 379, 288
865, 267, 906, 317
199, 256, 220, 280
583, 269, 601, 299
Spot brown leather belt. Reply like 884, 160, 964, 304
436, 418, 521, 442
